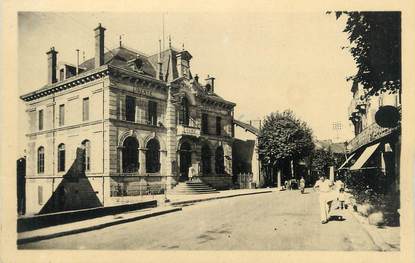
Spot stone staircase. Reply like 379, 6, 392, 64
169, 179, 218, 195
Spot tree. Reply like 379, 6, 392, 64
258, 110, 314, 185
309, 149, 333, 178
330, 11, 401, 96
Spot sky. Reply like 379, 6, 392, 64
18, 12, 356, 153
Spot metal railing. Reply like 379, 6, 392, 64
237, 173, 254, 189
109, 175, 168, 197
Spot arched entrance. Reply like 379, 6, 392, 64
215, 146, 225, 174
201, 144, 212, 175
179, 141, 192, 181
146, 138, 160, 173
122, 137, 139, 173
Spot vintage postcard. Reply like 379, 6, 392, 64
1, 0, 414, 262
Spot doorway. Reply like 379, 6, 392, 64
179, 141, 192, 181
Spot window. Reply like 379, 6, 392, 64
83, 97, 89, 121
202, 113, 209, 134
216, 116, 222, 136
146, 139, 160, 173
82, 140, 91, 172
179, 97, 189, 126
38, 147, 45, 174
148, 101, 158, 126
122, 137, 139, 173
59, 104, 65, 126
125, 96, 136, 122
58, 143, 65, 172
38, 110, 44, 131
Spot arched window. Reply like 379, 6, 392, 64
38, 147, 45, 174
179, 97, 190, 126
122, 137, 139, 173
201, 144, 211, 175
215, 146, 225, 174
58, 144, 65, 172
82, 140, 91, 172
146, 139, 160, 173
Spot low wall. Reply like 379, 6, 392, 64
17, 200, 157, 232
200, 176, 233, 190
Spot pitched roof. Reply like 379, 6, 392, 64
233, 119, 259, 135
79, 46, 157, 77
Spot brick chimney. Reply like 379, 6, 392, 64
46, 47, 58, 84
94, 23, 106, 68
205, 75, 215, 94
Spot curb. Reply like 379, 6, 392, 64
17, 207, 182, 245
347, 209, 393, 251
170, 190, 274, 206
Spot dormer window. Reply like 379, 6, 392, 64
128, 57, 144, 73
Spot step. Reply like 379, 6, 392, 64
170, 181, 217, 195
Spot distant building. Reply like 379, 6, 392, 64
314, 139, 347, 154
232, 119, 263, 188
20, 24, 236, 214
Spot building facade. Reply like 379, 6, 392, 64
232, 119, 263, 188
21, 24, 236, 214
340, 80, 401, 217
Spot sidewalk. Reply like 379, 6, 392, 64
166, 188, 275, 206
347, 208, 400, 251
18, 188, 275, 246
18, 206, 181, 245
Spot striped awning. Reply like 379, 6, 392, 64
337, 153, 356, 170
349, 143, 380, 171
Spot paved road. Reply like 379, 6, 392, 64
20, 189, 379, 250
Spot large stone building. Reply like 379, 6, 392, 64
20, 24, 236, 214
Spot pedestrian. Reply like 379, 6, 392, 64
338, 188, 346, 209
284, 180, 289, 190
313, 175, 334, 224
188, 166, 196, 181
299, 177, 306, 194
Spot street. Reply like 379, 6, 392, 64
20, 189, 379, 250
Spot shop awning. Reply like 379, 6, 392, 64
349, 143, 380, 171
337, 153, 356, 170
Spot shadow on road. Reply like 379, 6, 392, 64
329, 215, 346, 222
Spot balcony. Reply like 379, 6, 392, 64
177, 125, 201, 137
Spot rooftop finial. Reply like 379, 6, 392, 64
182, 43, 185, 51
169, 35, 172, 49
119, 35, 122, 47
158, 39, 162, 61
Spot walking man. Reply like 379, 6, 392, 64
313, 175, 334, 224
299, 177, 306, 194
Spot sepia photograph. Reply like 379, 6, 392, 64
1, 1, 414, 262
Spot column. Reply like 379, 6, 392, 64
165, 85, 177, 189
160, 150, 167, 175
118, 147, 123, 173
224, 143, 232, 176
139, 148, 146, 175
